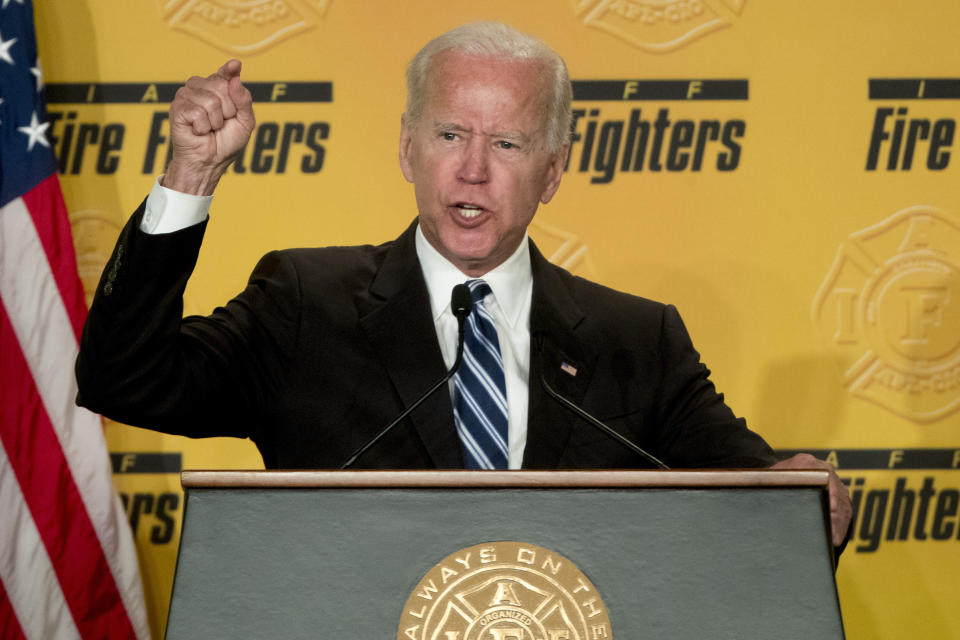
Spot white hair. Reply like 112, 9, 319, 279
405, 21, 572, 153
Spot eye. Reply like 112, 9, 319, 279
441, 132, 458, 141
497, 140, 515, 150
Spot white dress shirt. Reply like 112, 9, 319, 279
141, 180, 533, 468
141, 177, 212, 234
414, 227, 532, 469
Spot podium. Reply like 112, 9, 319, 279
166, 470, 844, 639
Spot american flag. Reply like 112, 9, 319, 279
560, 362, 577, 377
0, 2, 149, 638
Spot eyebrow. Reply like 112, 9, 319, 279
433, 122, 532, 144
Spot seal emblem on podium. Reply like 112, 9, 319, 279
398, 541, 613, 640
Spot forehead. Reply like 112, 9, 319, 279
424, 51, 549, 120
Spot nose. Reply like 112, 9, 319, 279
457, 138, 489, 184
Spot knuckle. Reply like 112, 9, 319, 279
182, 103, 204, 118
196, 92, 222, 111
173, 86, 193, 105
206, 75, 229, 93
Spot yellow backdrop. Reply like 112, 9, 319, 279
35, 1, 960, 637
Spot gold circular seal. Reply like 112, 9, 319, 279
398, 541, 612, 640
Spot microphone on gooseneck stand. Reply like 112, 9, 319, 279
533, 332, 670, 470
338, 284, 473, 469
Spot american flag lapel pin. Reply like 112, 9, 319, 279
560, 362, 578, 377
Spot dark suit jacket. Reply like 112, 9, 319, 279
76, 203, 776, 470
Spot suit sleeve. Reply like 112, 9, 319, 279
651, 304, 777, 468
75, 199, 300, 440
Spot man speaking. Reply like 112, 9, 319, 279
75, 22, 851, 548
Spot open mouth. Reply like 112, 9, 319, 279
455, 203, 484, 219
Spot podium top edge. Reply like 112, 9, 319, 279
180, 469, 830, 489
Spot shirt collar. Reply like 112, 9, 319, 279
415, 223, 532, 329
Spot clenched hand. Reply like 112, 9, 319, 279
163, 59, 256, 195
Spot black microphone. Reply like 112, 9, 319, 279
339, 284, 473, 469
534, 332, 670, 470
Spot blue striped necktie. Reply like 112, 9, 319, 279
454, 279, 509, 469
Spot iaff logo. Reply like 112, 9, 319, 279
572, 0, 745, 53
159, 0, 331, 55
69, 209, 123, 308
398, 541, 612, 640
813, 207, 960, 422
530, 219, 599, 281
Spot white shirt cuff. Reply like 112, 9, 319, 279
140, 176, 212, 234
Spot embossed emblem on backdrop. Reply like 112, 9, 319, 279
813, 206, 960, 422
69, 209, 123, 308
572, 0, 745, 52
158, 0, 330, 54
398, 541, 613, 640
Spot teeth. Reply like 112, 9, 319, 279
457, 205, 482, 219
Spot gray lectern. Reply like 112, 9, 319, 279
166, 470, 844, 639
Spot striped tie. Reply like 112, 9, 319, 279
454, 279, 509, 469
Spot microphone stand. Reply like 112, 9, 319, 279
339, 285, 472, 469
535, 334, 669, 470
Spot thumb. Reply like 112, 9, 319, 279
216, 59, 243, 81
229, 75, 255, 127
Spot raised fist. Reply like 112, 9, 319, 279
164, 59, 256, 195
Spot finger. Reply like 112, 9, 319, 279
228, 75, 255, 128
194, 87, 228, 130
184, 74, 237, 122
213, 62, 242, 120
827, 472, 852, 546
769, 453, 822, 470
832, 510, 849, 546
173, 86, 226, 132
215, 59, 242, 82
829, 492, 842, 545
183, 104, 213, 135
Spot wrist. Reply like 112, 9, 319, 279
162, 161, 226, 196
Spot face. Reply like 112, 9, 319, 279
399, 52, 568, 276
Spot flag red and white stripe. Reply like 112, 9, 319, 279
1, 2, 150, 637
0, 178, 150, 640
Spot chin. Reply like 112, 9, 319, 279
451, 252, 493, 272
441, 236, 494, 262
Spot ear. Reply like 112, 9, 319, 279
398, 113, 416, 184
539, 143, 569, 205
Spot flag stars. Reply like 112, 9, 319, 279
0, 32, 16, 65
31, 57, 43, 90
2, 0, 26, 8
18, 111, 50, 151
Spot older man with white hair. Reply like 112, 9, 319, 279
76, 22, 851, 549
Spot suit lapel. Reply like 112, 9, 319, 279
523, 242, 597, 469
356, 221, 463, 468
354, 228, 596, 470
